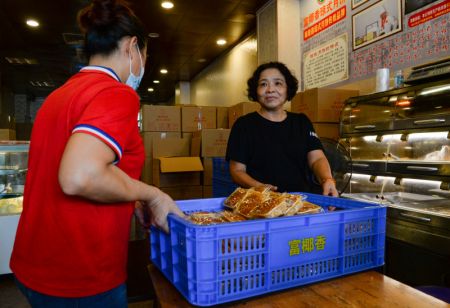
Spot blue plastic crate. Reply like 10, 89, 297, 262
150, 193, 386, 306
212, 158, 233, 183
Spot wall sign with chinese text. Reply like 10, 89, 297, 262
408, 0, 450, 27
304, 33, 349, 89
303, 0, 347, 41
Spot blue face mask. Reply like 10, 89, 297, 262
126, 45, 144, 90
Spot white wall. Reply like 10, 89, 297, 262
277, 0, 301, 79
190, 34, 258, 107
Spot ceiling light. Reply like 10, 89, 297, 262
161, 1, 174, 9
29, 81, 55, 87
148, 88, 154, 92
26, 19, 39, 27
153, 80, 160, 84
5, 57, 38, 65
216, 39, 227, 46
148, 33, 160, 38
160, 69, 168, 74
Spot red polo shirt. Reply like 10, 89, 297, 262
10, 66, 145, 297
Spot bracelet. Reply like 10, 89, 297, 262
321, 178, 336, 185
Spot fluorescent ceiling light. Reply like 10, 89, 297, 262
153, 80, 160, 84
148, 88, 154, 92
26, 19, 39, 27
161, 1, 174, 9
216, 39, 227, 46
160, 69, 168, 74
5, 57, 38, 65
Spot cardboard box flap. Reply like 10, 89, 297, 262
159, 157, 204, 173
153, 138, 190, 158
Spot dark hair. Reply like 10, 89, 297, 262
247, 62, 298, 101
77, 0, 147, 58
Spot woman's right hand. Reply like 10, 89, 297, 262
260, 184, 278, 191
139, 191, 185, 233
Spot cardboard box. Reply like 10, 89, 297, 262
216, 107, 229, 129
161, 186, 203, 200
181, 106, 217, 132
140, 134, 183, 185
228, 102, 260, 128
202, 157, 213, 185
313, 123, 340, 140
291, 88, 358, 123
152, 138, 190, 158
203, 185, 213, 198
181, 132, 192, 140
152, 157, 203, 188
141, 157, 153, 185
141, 132, 181, 154
141, 105, 181, 132
0, 129, 16, 140
200, 129, 230, 157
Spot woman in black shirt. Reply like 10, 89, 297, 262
226, 62, 338, 196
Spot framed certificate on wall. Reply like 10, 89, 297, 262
352, 0, 402, 50
352, 0, 370, 10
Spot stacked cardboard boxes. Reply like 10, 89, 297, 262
140, 105, 182, 185
291, 88, 359, 140
141, 105, 181, 132
140, 131, 181, 184
216, 107, 229, 129
181, 105, 217, 132
195, 129, 231, 197
180, 105, 217, 198
142, 103, 264, 199
140, 105, 204, 200
228, 102, 260, 128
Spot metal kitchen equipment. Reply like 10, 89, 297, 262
339, 77, 450, 288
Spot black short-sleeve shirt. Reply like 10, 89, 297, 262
226, 112, 323, 193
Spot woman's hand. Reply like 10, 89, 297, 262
259, 184, 278, 191
136, 191, 185, 233
322, 178, 339, 197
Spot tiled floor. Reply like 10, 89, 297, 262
0, 274, 29, 308
0, 274, 153, 308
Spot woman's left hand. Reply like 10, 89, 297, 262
322, 179, 339, 197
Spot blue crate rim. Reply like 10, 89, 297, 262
171, 193, 387, 228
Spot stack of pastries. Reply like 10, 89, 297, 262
187, 187, 323, 226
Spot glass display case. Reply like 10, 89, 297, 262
339, 78, 450, 288
0, 141, 29, 274
0, 141, 29, 216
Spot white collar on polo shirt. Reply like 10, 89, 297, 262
80, 65, 121, 82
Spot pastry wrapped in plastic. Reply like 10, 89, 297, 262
283, 194, 303, 216
297, 201, 324, 215
253, 186, 272, 194
188, 211, 226, 225
235, 188, 269, 217
224, 187, 249, 209
249, 192, 288, 218
220, 210, 247, 222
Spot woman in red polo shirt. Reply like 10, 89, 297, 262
10, 0, 183, 306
